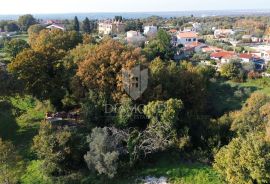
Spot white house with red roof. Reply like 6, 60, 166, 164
46, 24, 66, 31
184, 42, 206, 53
239, 53, 254, 63
210, 51, 236, 63
176, 31, 198, 45
202, 46, 223, 53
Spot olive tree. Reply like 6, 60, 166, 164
84, 127, 128, 178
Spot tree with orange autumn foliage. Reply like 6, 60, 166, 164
76, 38, 147, 102
29, 29, 82, 51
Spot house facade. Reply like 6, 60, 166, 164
126, 30, 146, 46
184, 42, 206, 53
144, 26, 158, 37
210, 51, 235, 63
98, 21, 125, 35
176, 32, 198, 45
214, 29, 235, 39
239, 53, 254, 63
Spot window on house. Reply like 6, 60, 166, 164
131, 77, 139, 88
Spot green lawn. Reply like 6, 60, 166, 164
228, 77, 270, 96
11, 33, 29, 42
0, 96, 48, 158
207, 77, 270, 116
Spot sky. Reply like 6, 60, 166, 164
0, 0, 270, 14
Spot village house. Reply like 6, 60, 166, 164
182, 22, 202, 32
144, 25, 158, 37
251, 36, 263, 43
242, 35, 252, 42
201, 46, 223, 53
46, 23, 66, 31
241, 35, 263, 43
238, 53, 254, 63
260, 50, 270, 61
250, 45, 270, 61
184, 42, 206, 53
176, 31, 198, 45
210, 51, 235, 63
126, 30, 146, 46
168, 29, 178, 35
98, 20, 125, 35
214, 29, 235, 39
174, 47, 194, 60
42, 19, 62, 25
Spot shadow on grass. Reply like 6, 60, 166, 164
206, 79, 258, 117
0, 100, 19, 140
110, 151, 223, 184
0, 97, 44, 159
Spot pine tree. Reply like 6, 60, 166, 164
73, 16, 80, 32
82, 17, 91, 33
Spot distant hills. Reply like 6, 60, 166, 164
1, 9, 270, 20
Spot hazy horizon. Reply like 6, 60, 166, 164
1, 0, 270, 15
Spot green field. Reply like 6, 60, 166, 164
0, 96, 49, 158
228, 77, 270, 96
207, 77, 270, 116
11, 34, 29, 42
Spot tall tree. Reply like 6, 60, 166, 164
84, 127, 128, 178
33, 121, 85, 176
214, 133, 270, 184
0, 138, 22, 184
8, 47, 67, 107
29, 29, 82, 51
76, 38, 146, 102
114, 16, 123, 22
4, 22, 19, 32
4, 39, 30, 58
82, 17, 91, 33
18, 14, 36, 31
73, 16, 80, 32
143, 29, 173, 61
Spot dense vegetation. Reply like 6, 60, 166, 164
1, 14, 270, 184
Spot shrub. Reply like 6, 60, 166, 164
84, 127, 128, 178
247, 71, 261, 80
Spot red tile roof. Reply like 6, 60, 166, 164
210, 51, 235, 59
239, 53, 253, 59
169, 29, 178, 33
184, 41, 203, 48
178, 32, 198, 38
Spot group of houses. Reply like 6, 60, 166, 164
168, 26, 268, 71
97, 19, 160, 46
40, 18, 270, 72
126, 25, 158, 46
